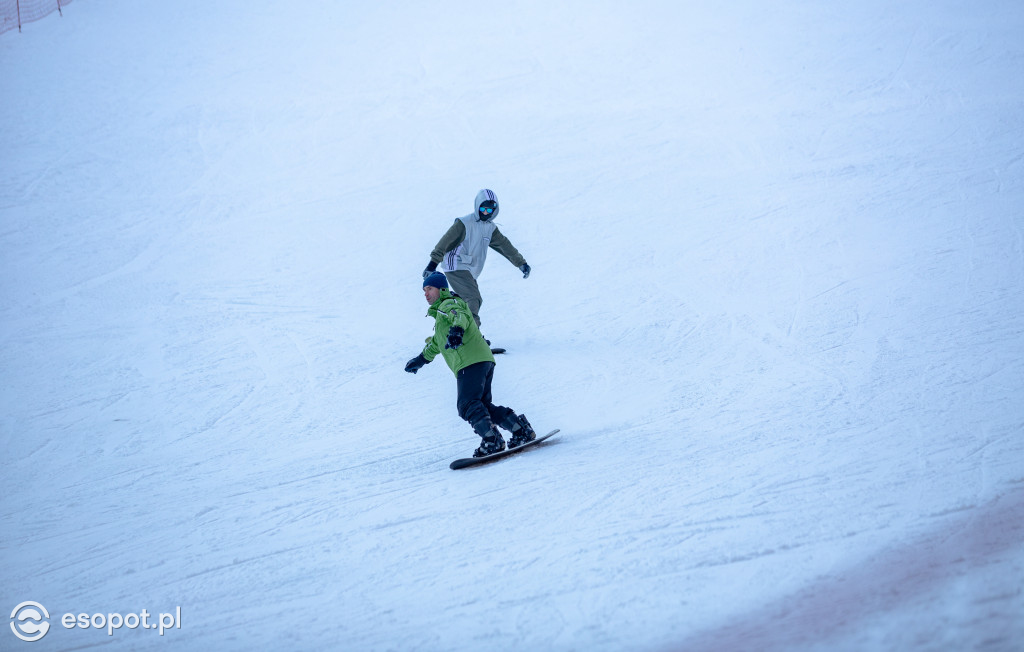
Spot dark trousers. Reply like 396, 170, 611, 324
456, 361, 514, 435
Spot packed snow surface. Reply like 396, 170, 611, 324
2, 1, 1023, 650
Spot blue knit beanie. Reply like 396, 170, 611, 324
423, 272, 448, 289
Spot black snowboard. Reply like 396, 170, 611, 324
450, 429, 559, 470
490, 348, 506, 354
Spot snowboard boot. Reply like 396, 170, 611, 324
506, 413, 537, 449
472, 425, 506, 458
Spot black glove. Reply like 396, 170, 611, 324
405, 353, 429, 374
520, 263, 531, 279
422, 261, 438, 279
445, 326, 465, 350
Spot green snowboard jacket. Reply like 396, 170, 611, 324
422, 288, 495, 374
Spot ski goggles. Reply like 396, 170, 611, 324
478, 202, 497, 216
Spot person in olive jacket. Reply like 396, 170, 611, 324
422, 189, 531, 329
405, 272, 536, 457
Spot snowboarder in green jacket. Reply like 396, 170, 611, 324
422, 189, 531, 330
405, 272, 537, 457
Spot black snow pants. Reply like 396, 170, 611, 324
456, 361, 515, 436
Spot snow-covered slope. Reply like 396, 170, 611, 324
2, 1, 1022, 650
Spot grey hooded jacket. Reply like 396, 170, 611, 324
430, 189, 526, 279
